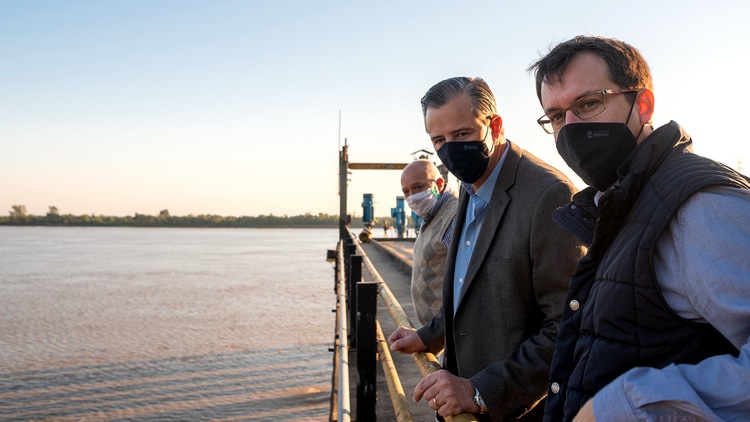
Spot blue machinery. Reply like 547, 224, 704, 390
360, 193, 408, 239
339, 139, 448, 239
411, 211, 423, 234
340, 140, 443, 239
338, 140, 409, 239
390, 196, 405, 238
361, 194, 374, 225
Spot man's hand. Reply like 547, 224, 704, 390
388, 326, 426, 354
413, 369, 480, 417
573, 398, 596, 422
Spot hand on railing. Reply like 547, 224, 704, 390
388, 326, 427, 354
414, 370, 483, 419
345, 227, 478, 422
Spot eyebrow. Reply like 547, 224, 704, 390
431, 125, 476, 142
544, 90, 601, 114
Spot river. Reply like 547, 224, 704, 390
0, 226, 337, 421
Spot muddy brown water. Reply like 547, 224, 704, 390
0, 227, 337, 421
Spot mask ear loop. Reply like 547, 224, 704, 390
623, 93, 638, 126
624, 92, 647, 140
634, 123, 646, 140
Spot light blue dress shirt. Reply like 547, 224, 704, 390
593, 186, 750, 421
452, 143, 509, 313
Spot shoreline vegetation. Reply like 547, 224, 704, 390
1, 206, 390, 229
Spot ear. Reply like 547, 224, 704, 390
435, 177, 445, 193
636, 88, 655, 125
490, 115, 503, 140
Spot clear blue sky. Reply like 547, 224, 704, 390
2, 1, 748, 217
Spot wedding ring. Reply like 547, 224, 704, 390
432, 397, 438, 405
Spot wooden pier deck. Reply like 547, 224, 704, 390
346, 237, 437, 421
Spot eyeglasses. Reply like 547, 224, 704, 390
537, 89, 639, 134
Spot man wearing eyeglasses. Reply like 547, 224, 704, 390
389, 76, 585, 421
528, 35, 750, 422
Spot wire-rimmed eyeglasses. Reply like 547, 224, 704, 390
537, 89, 640, 134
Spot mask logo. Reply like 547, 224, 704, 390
589, 130, 609, 138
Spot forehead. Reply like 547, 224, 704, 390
540, 52, 616, 110
401, 164, 430, 185
424, 93, 481, 135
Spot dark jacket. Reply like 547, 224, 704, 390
418, 141, 585, 421
545, 121, 750, 421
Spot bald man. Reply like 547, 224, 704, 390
401, 159, 458, 326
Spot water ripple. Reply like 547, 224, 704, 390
0, 345, 331, 421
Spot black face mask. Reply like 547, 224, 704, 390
556, 122, 637, 191
436, 127, 493, 184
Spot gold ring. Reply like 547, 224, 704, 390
432, 397, 438, 405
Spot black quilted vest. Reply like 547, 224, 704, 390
544, 121, 750, 422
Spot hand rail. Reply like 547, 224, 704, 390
375, 320, 414, 421
347, 229, 478, 422
335, 240, 351, 422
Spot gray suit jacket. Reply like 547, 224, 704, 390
417, 141, 585, 421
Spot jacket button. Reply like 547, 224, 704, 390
569, 299, 580, 311
570, 204, 578, 210
550, 382, 560, 394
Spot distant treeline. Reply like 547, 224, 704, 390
0, 205, 363, 228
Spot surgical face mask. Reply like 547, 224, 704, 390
556, 122, 637, 191
436, 126, 493, 184
406, 185, 440, 217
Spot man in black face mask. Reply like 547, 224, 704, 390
529, 36, 750, 422
389, 76, 585, 421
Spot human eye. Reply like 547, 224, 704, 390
432, 137, 445, 147
576, 95, 603, 113
548, 111, 564, 123
454, 130, 471, 139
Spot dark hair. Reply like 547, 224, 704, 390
420, 77, 497, 120
527, 35, 653, 103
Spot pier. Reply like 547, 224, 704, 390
357, 238, 427, 419
329, 233, 478, 422
332, 141, 477, 421
332, 235, 433, 421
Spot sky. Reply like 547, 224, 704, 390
2, 1, 749, 218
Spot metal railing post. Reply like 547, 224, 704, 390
344, 237, 353, 297
335, 240, 352, 422
356, 280, 378, 422
347, 229, 477, 422
329, 246, 341, 421
349, 254, 361, 349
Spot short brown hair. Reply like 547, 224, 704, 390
420, 76, 497, 120
528, 35, 653, 103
